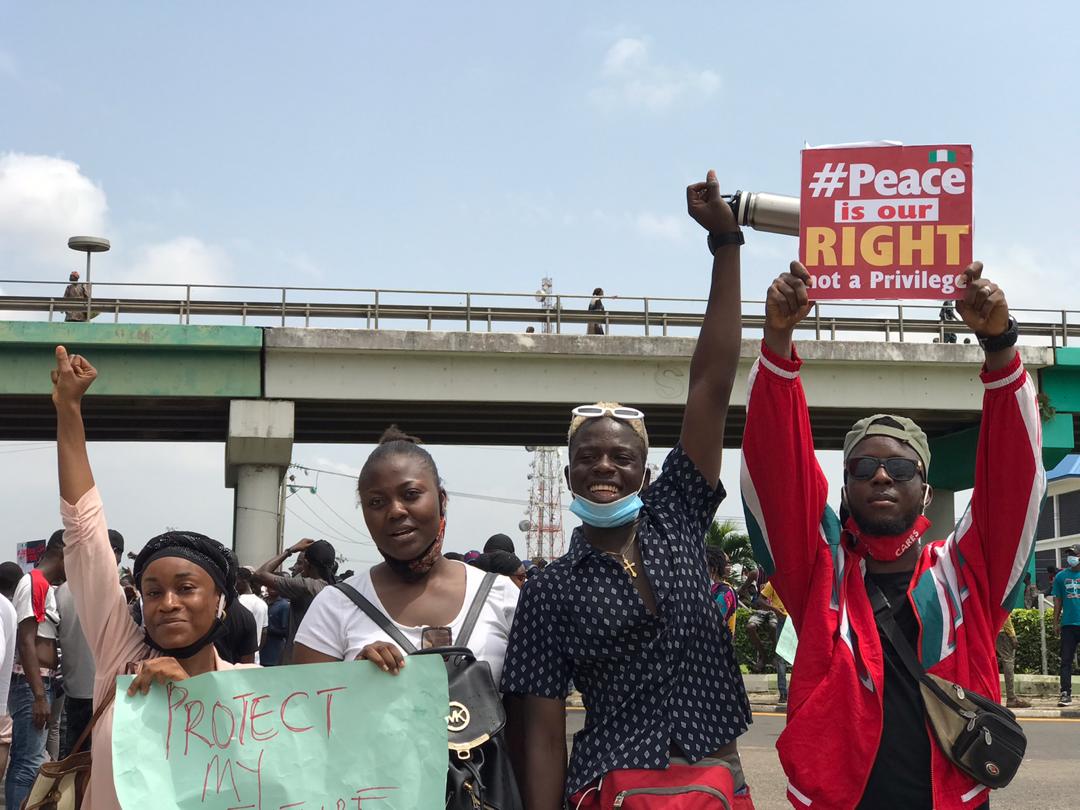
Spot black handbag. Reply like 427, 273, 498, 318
335, 574, 524, 810
867, 578, 1027, 789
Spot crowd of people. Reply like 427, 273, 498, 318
0, 170, 1074, 809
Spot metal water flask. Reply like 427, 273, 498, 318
724, 191, 800, 236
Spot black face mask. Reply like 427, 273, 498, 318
143, 617, 226, 660
379, 533, 444, 584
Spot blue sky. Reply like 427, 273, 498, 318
2, 3, 1078, 566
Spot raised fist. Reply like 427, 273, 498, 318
956, 262, 1010, 338
765, 261, 814, 334
686, 169, 739, 235
50, 346, 97, 407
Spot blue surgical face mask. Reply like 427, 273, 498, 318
569, 478, 646, 528
1068, 555, 1080, 568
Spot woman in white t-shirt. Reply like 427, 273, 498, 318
294, 427, 518, 681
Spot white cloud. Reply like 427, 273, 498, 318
591, 37, 721, 112
0, 152, 108, 272
0, 152, 235, 307
122, 236, 232, 289
602, 37, 648, 75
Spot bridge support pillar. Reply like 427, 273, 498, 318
226, 400, 295, 564
924, 487, 956, 543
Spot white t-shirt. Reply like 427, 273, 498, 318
239, 593, 269, 663
239, 594, 268, 639
11, 573, 59, 673
296, 562, 519, 684
0, 595, 18, 710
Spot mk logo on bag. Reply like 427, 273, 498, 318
447, 701, 471, 733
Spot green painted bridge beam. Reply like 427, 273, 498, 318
0, 322, 263, 398
1040, 348, 1080, 414
928, 412, 1074, 492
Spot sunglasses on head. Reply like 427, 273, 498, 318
845, 456, 924, 482
571, 405, 645, 421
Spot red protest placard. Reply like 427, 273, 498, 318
799, 144, 973, 300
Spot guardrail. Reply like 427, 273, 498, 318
2, 279, 1078, 345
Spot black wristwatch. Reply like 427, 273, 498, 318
707, 229, 745, 254
976, 316, 1019, 352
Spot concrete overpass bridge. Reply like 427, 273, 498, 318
4, 283, 1080, 561
3, 321, 1067, 449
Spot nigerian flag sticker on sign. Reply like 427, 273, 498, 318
928, 149, 957, 163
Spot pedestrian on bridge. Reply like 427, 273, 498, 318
742, 260, 1041, 809
49, 344, 255, 810
586, 287, 606, 335
501, 170, 754, 809
62, 271, 96, 323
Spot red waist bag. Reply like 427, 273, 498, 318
570, 764, 745, 809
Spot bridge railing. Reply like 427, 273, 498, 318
2, 278, 1078, 346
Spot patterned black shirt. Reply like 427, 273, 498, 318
500, 444, 752, 798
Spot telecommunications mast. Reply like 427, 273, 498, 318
524, 445, 566, 562
523, 277, 566, 561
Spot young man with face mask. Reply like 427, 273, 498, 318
1051, 544, 1080, 706
741, 261, 1044, 809
501, 170, 753, 809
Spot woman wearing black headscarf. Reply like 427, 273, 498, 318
50, 346, 253, 810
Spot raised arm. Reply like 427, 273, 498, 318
951, 263, 1045, 618
52, 346, 96, 504
53, 346, 146, 677
681, 170, 742, 486
740, 262, 832, 627
250, 538, 314, 587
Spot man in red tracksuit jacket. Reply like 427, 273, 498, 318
741, 260, 1044, 810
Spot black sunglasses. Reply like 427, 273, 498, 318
845, 456, 924, 482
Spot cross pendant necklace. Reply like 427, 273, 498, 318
604, 532, 639, 579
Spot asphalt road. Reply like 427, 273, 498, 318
567, 709, 1079, 809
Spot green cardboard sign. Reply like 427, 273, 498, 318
112, 658, 448, 809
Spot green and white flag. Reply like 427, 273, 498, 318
928, 149, 957, 163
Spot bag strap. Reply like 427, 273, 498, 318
67, 684, 117, 756
333, 582, 418, 654
458, 573, 498, 649
865, 576, 968, 715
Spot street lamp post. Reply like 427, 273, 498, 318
67, 236, 110, 321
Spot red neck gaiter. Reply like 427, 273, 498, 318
845, 515, 931, 562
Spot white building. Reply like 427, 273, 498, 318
1035, 454, 1080, 592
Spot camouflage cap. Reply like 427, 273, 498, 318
843, 414, 930, 472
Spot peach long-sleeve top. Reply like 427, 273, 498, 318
61, 487, 248, 810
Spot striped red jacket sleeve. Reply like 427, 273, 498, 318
950, 352, 1046, 620
740, 342, 832, 629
